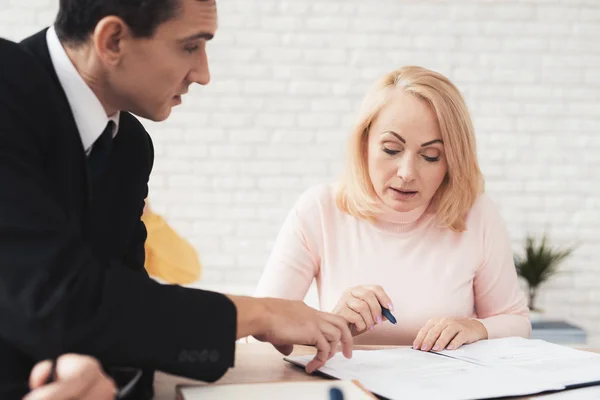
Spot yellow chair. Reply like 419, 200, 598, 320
142, 204, 201, 284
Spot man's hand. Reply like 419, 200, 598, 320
229, 296, 353, 374
25, 354, 116, 400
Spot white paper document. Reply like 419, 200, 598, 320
436, 337, 600, 387
287, 347, 562, 400
536, 386, 600, 399
286, 338, 600, 400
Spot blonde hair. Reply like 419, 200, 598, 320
336, 66, 484, 232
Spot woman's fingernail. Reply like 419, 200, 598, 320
421, 344, 429, 351
448, 345, 455, 350
377, 316, 382, 324
388, 303, 394, 311
433, 345, 440, 351
369, 325, 374, 331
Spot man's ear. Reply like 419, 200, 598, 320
92, 16, 130, 66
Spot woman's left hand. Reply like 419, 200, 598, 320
413, 317, 488, 352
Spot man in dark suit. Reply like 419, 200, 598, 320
0, 0, 353, 398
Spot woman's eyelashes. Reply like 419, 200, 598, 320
381, 146, 441, 162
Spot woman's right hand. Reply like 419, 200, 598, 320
332, 285, 394, 336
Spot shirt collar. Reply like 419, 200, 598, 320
46, 26, 120, 154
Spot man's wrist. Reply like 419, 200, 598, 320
227, 295, 270, 339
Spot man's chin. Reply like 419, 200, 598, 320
135, 107, 172, 122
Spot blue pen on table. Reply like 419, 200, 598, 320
381, 305, 397, 325
329, 386, 344, 400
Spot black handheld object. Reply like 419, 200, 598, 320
381, 306, 397, 324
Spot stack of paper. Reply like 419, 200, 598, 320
285, 337, 600, 400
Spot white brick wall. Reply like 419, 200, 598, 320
2, 0, 600, 343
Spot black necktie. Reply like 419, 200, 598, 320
88, 121, 114, 179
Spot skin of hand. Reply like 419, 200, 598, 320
332, 285, 394, 336
25, 354, 117, 400
413, 317, 488, 351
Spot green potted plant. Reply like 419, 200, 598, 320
515, 234, 574, 321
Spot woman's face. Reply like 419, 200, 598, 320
367, 90, 448, 213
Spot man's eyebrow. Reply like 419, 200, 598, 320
178, 32, 214, 42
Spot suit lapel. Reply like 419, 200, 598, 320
20, 29, 94, 220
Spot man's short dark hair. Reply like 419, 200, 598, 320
55, 0, 181, 45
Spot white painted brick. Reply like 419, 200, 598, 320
289, 82, 332, 96
304, 49, 347, 64
189, 192, 233, 204
234, 31, 281, 46
214, 207, 257, 220
168, 175, 210, 188
271, 130, 314, 144
277, 2, 310, 15
492, 69, 538, 84
543, 55, 600, 68
579, 7, 600, 21
259, 16, 303, 31
233, 192, 280, 205
228, 129, 270, 143
453, 68, 493, 83
184, 129, 226, 144
13, 0, 51, 7
240, 162, 283, 176
258, 177, 302, 189
297, 113, 340, 128
36, 10, 56, 25
244, 81, 287, 95
210, 113, 254, 128
585, 70, 600, 84
305, 17, 348, 31
209, 145, 254, 159
193, 221, 235, 236
212, 48, 258, 63
413, 36, 458, 50
536, 6, 583, 21
310, 98, 354, 112
165, 145, 209, 158
502, 37, 548, 51
155, 160, 193, 173
211, 177, 255, 189
200, 254, 236, 268
259, 47, 304, 63
0, 9, 36, 24
272, 66, 317, 80
282, 161, 329, 175
264, 97, 309, 112
192, 161, 239, 175
255, 113, 296, 129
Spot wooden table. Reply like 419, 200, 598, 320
154, 343, 600, 400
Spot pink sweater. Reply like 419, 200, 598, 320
255, 184, 531, 345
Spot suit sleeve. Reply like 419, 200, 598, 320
123, 132, 153, 273
0, 40, 236, 382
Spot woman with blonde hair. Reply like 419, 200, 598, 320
255, 66, 530, 351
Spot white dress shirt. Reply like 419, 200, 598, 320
46, 26, 120, 156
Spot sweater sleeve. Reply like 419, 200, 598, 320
254, 187, 323, 301
473, 196, 532, 339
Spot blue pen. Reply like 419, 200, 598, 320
329, 387, 344, 400
381, 305, 397, 324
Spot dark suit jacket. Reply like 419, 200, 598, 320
0, 30, 237, 399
